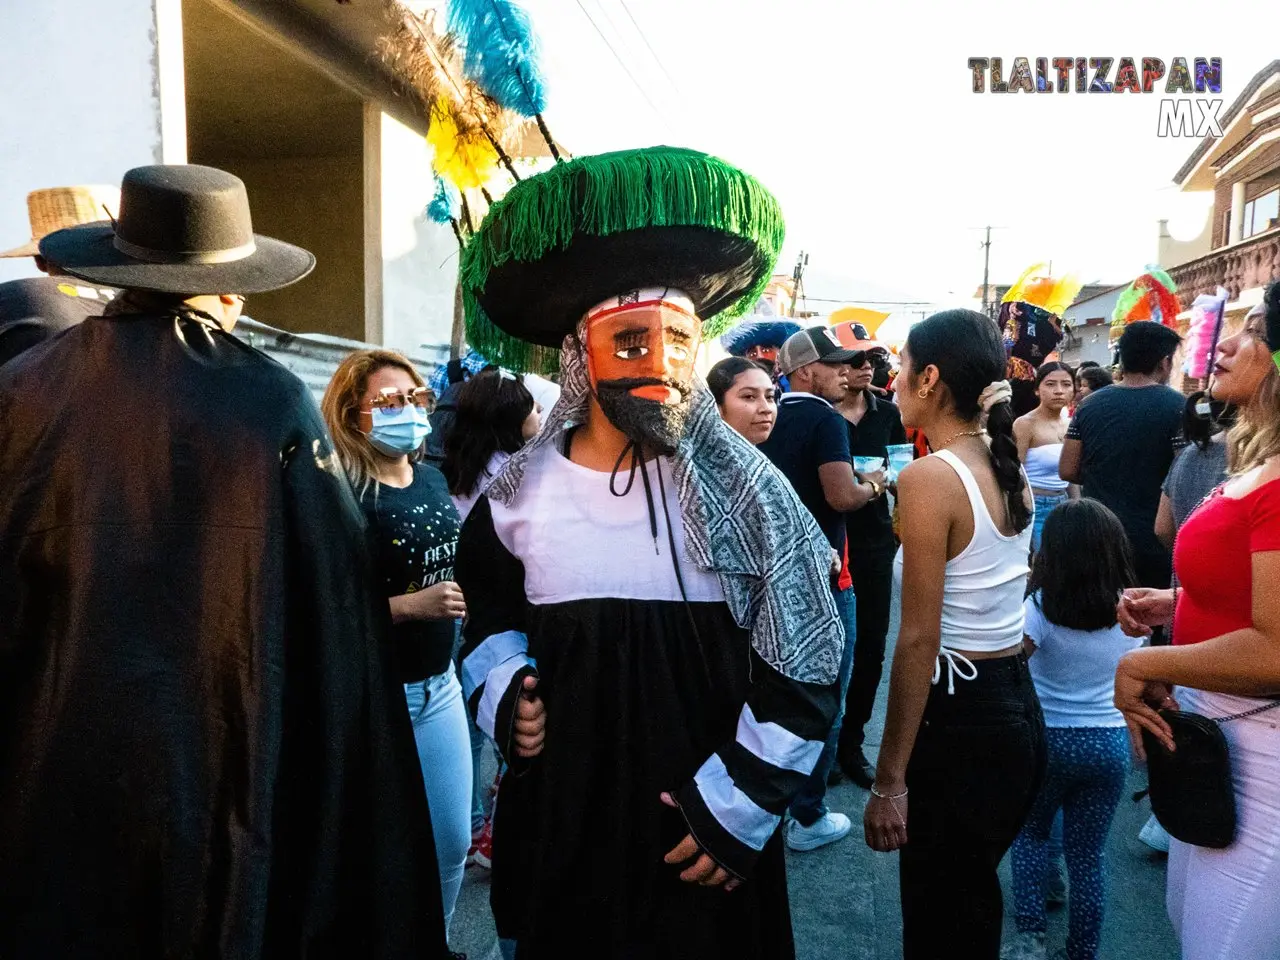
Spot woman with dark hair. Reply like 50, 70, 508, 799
707, 356, 777, 444
1014, 361, 1079, 552
443, 369, 541, 523
1075, 365, 1113, 402
1115, 288, 1280, 960
1007, 499, 1141, 960
863, 309, 1044, 959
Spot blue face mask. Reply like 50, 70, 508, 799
367, 404, 431, 456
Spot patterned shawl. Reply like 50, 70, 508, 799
487, 332, 842, 685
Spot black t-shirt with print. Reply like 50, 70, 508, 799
362, 462, 461, 683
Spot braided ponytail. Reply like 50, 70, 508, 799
984, 397, 1031, 532
905, 309, 1032, 533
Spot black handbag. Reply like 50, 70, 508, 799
1143, 700, 1280, 849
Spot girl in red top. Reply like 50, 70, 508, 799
1114, 288, 1280, 960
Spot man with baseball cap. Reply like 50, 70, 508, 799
759, 325, 886, 851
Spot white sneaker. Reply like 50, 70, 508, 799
1000, 931, 1047, 960
785, 811, 851, 851
1139, 814, 1171, 853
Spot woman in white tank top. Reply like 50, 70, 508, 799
862, 310, 1045, 960
1013, 361, 1079, 552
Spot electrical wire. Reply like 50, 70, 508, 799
573, 0, 667, 122
617, 0, 681, 93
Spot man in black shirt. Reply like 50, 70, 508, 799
832, 346, 908, 787
759, 326, 883, 852
1061, 321, 1184, 592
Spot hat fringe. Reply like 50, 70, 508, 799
461, 147, 786, 374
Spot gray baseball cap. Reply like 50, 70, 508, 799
776, 326, 864, 376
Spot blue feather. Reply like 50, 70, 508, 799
447, 0, 547, 117
426, 176, 460, 224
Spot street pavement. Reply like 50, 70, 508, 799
450, 588, 1179, 959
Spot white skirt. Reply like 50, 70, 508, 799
1166, 688, 1280, 960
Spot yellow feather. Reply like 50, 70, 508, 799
428, 96, 500, 190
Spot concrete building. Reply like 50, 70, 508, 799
0, 0, 550, 369
1060, 285, 1125, 369
1160, 60, 1280, 326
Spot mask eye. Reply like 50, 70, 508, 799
614, 345, 649, 360
667, 344, 690, 362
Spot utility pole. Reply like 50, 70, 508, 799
790, 251, 809, 317
980, 226, 992, 318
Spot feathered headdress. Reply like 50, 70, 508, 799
1112, 266, 1181, 327
720, 320, 803, 357
1002, 262, 1084, 317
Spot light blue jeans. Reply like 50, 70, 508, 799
405, 666, 474, 935
789, 585, 856, 826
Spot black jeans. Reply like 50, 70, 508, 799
899, 652, 1047, 960
837, 549, 895, 756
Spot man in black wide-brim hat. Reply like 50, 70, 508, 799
0, 165, 447, 958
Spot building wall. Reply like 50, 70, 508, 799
377, 112, 459, 358
0, 0, 185, 284
227, 155, 365, 341
1209, 139, 1280, 248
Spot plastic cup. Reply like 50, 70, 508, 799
886, 443, 915, 480
853, 455, 887, 474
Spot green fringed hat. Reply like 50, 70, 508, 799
460, 146, 785, 373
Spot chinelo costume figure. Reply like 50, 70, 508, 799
454, 146, 843, 958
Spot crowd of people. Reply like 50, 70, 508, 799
1, 157, 1279, 960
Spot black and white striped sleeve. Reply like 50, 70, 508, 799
675, 650, 838, 879
455, 495, 537, 761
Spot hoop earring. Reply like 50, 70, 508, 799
917, 387, 931, 399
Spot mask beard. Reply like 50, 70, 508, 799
594, 378, 692, 453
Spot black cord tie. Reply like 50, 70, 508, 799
610, 440, 659, 553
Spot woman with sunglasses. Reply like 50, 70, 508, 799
1115, 288, 1280, 960
321, 350, 471, 948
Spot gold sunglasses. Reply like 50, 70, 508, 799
368, 386, 435, 412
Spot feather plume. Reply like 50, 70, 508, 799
1112, 267, 1181, 326
447, 0, 547, 117
427, 176, 461, 224
428, 95, 501, 190
1002, 262, 1083, 317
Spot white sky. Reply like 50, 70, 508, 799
522, 0, 1272, 339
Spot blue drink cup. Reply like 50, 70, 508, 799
886, 443, 915, 481
853, 455, 887, 474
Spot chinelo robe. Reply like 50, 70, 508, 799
0, 311, 447, 958
456, 438, 839, 959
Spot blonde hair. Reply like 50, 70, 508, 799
320, 348, 425, 499
1228, 365, 1280, 474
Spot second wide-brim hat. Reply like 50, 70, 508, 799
39, 164, 314, 295
460, 146, 785, 372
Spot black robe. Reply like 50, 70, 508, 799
0, 312, 446, 958
455, 442, 837, 959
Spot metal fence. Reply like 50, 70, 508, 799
233, 317, 449, 403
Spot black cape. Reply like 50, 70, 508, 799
0, 312, 446, 958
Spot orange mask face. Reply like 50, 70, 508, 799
583, 297, 702, 406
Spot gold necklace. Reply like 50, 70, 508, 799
934, 428, 985, 450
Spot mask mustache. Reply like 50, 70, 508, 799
597, 376, 691, 399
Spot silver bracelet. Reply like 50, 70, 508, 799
870, 784, 908, 801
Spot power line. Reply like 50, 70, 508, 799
616, 0, 681, 93
573, 0, 666, 123
803, 297, 935, 305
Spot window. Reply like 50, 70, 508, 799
1243, 187, 1280, 239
